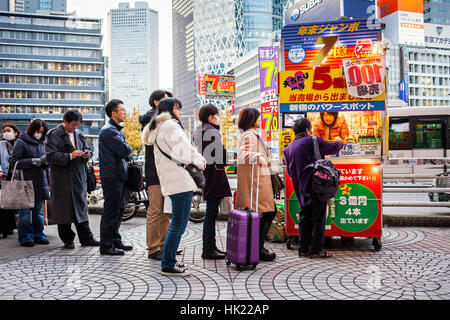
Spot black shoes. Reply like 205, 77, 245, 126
100, 247, 125, 256
148, 250, 162, 260
20, 241, 34, 247
161, 265, 190, 277
202, 250, 226, 260
64, 242, 75, 249
35, 238, 49, 245
260, 248, 276, 261
115, 243, 133, 251
81, 239, 100, 247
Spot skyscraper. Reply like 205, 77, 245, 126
0, 10, 105, 155
424, 0, 450, 25
172, 0, 286, 119
108, 2, 159, 114
3, 0, 66, 13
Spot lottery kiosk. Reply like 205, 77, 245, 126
278, 18, 387, 251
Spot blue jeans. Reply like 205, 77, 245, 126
161, 191, 193, 270
17, 201, 46, 244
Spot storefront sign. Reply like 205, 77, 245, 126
197, 74, 235, 100
279, 67, 385, 112
285, 162, 382, 237
258, 46, 279, 142
343, 56, 387, 99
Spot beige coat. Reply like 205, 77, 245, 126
235, 129, 275, 213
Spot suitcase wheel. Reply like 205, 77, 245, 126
252, 263, 257, 270
236, 264, 241, 271
226, 260, 231, 266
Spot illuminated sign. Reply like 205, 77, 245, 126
197, 74, 235, 100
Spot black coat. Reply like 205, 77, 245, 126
10, 133, 50, 204
98, 119, 132, 181
193, 123, 231, 200
139, 109, 159, 186
45, 125, 90, 224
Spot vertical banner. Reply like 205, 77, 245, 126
258, 46, 279, 143
197, 73, 205, 96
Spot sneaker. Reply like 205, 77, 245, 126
161, 265, 190, 277
176, 262, 188, 270
35, 238, 49, 245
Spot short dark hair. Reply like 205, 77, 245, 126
105, 99, 124, 118
27, 118, 48, 140
320, 112, 339, 127
238, 107, 260, 131
63, 109, 83, 123
198, 103, 219, 123
292, 117, 311, 135
2, 123, 20, 136
149, 90, 173, 109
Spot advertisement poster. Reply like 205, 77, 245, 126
285, 162, 382, 238
197, 74, 235, 100
281, 19, 382, 72
258, 46, 279, 142
343, 56, 386, 99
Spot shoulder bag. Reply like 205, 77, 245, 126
155, 140, 206, 190
0, 162, 35, 209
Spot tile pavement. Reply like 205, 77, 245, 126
0, 218, 449, 300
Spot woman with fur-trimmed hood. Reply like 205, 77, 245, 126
142, 98, 206, 277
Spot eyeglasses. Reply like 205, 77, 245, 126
115, 108, 126, 113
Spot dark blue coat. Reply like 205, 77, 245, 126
98, 119, 132, 181
10, 133, 50, 204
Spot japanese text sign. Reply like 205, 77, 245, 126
197, 74, 235, 100
343, 56, 387, 99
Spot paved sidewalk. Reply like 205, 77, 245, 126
0, 216, 449, 300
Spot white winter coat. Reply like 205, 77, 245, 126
142, 112, 206, 197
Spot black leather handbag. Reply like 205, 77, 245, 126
156, 143, 206, 190
127, 161, 145, 192
86, 162, 97, 193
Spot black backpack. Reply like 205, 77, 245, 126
86, 162, 97, 193
127, 161, 145, 192
304, 136, 341, 202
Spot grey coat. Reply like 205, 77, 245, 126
44, 124, 91, 225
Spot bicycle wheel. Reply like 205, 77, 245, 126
189, 191, 204, 223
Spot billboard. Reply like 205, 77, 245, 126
424, 24, 450, 49
197, 74, 235, 100
378, 0, 424, 45
285, 0, 376, 26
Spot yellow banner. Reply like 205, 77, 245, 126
279, 68, 386, 105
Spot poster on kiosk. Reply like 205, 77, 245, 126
279, 17, 387, 246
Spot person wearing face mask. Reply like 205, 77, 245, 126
193, 103, 231, 260
0, 123, 20, 238
10, 119, 50, 247
98, 99, 134, 256
45, 110, 100, 249
235, 107, 277, 262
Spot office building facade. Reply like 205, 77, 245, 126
0, 11, 104, 154
424, 0, 450, 25
108, 2, 159, 114
1, 0, 66, 13
172, 0, 286, 120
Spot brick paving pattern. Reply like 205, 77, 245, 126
0, 222, 449, 300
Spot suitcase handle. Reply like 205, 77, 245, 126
250, 160, 260, 212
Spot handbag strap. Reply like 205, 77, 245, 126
10, 162, 23, 182
155, 129, 187, 169
312, 136, 322, 161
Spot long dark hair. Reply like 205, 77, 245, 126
148, 97, 184, 131
320, 112, 339, 128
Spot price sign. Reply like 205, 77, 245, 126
343, 56, 387, 99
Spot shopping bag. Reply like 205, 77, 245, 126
267, 207, 286, 243
219, 196, 233, 215
0, 163, 34, 210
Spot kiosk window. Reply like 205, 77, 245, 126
414, 122, 443, 149
389, 120, 410, 150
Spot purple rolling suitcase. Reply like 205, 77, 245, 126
226, 163, 260, 270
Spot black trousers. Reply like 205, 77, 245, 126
298, 194, 327, 255
57, 220, 94, 244
100, 178, 128, 250
0, 209, 16, 236
203, 197, 221, 253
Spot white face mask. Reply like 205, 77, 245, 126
34, 132, 43, 140
3, 132, 15, 141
